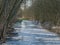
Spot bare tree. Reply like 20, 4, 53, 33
0, 0, 23, 42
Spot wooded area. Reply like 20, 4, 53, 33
0, 0, 60, 43
22, 0, 60, 29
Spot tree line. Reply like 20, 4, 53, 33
25, 0, 60, 29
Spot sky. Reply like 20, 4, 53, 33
26, 0, 32, 7
21, 0, 32, 10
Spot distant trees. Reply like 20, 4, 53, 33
17, 0, 60, 29
30, 0, 60, 29
0, 0, 23, 42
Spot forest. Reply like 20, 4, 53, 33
0, 0, 60, 43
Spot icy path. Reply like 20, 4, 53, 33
1, 20, 60, 45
